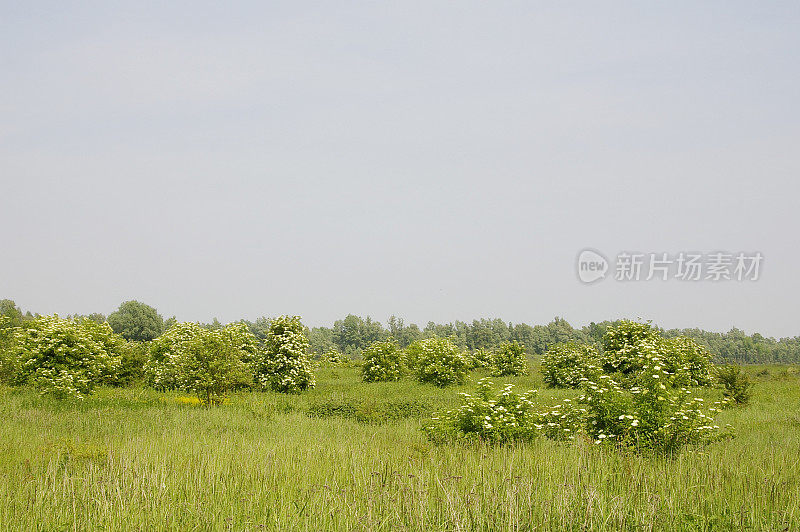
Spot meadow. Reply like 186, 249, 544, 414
0, 363, 798, 531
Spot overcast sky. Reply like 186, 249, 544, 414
2, 2, 799, 337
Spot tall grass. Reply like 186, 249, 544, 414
0, 365, 798, 530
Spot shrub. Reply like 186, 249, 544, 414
423, 378, 581, 444
600, 320, 661, 377
490, 341, 529, 377
323, 349, 350, 365
9, 315, 123, 399
415, 337, 470, 387
256, 315, 315, 393
542, 341, 600, 388
145, 322, 206, 390
599, 322, 713, 389
176, 327, 253, 405
579, 355, 722, 453
663, 336, 713, 386
715, 365, 753, 406
145, 322, 257, 403
361, 340, 405, 382
404, 340, 425, 371
467, 348, 493, 369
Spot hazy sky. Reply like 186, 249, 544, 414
2, 2, 799, 337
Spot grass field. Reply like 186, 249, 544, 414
1, 364, 799, 531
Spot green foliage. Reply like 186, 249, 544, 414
467, 348, 493, 369
716, 365, 753, 406
307, 398, 430, 424
579, 350, 723, 453
415, 338, 470, 387
489, 341, 529, 377
116, 341, 149, 385
256, 315, 315, 393
424, 378, 581, 444
107, 301, 164, 342
9, 315, 123, 399
599, 321, 713, 389
177, 328, 253, 405
145, 322, 256, 403
600, 320, 661, 376
542, 341, 600, 388
145, 322, 205, 390
663, 336, 713, 386
404, 340, 424, 371
322, 349, 350, 365
0, 315, 18, 384
361, 340, 405, 382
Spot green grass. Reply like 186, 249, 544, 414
1, 364, 799, 531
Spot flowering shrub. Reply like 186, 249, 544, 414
414, 338, 470, 387
323, 349, 350, 365
145, 322, 256, 404
176, 327, 252, 405
256, 315, 316, 393
404, 340, 424, 371
542, 341, 600, 388
663, 336, 713, 386
145, 322, 205, 390
361, 340, 405, 382
599, 322, 713, 388
600, 320, 661, 377
425, 336, 724, 454
467, 348, 493, 369
9, 315, 123, 399
424, 378, 582, 443
489, 342, 529, 376
579, 349, 722, 453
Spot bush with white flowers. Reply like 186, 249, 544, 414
361, 339, 405, 382
489, 341, 529, 377
415, 337, 470, 387
424, 378, 582, 444
8, 315, 123, 399
256, 315, 315, 393
145, 322, 256, 404
542, 341, 600, 388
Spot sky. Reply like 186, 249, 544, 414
2, 2, 799, 337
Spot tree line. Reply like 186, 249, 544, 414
1, 299, 798, 365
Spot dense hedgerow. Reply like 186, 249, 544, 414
361, 340, 405, 382
542, 341, 600, 388
7, 315, 123, 399
256, 315, 316, 393
414, 337, 470, 387
490, 341, 529, 377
